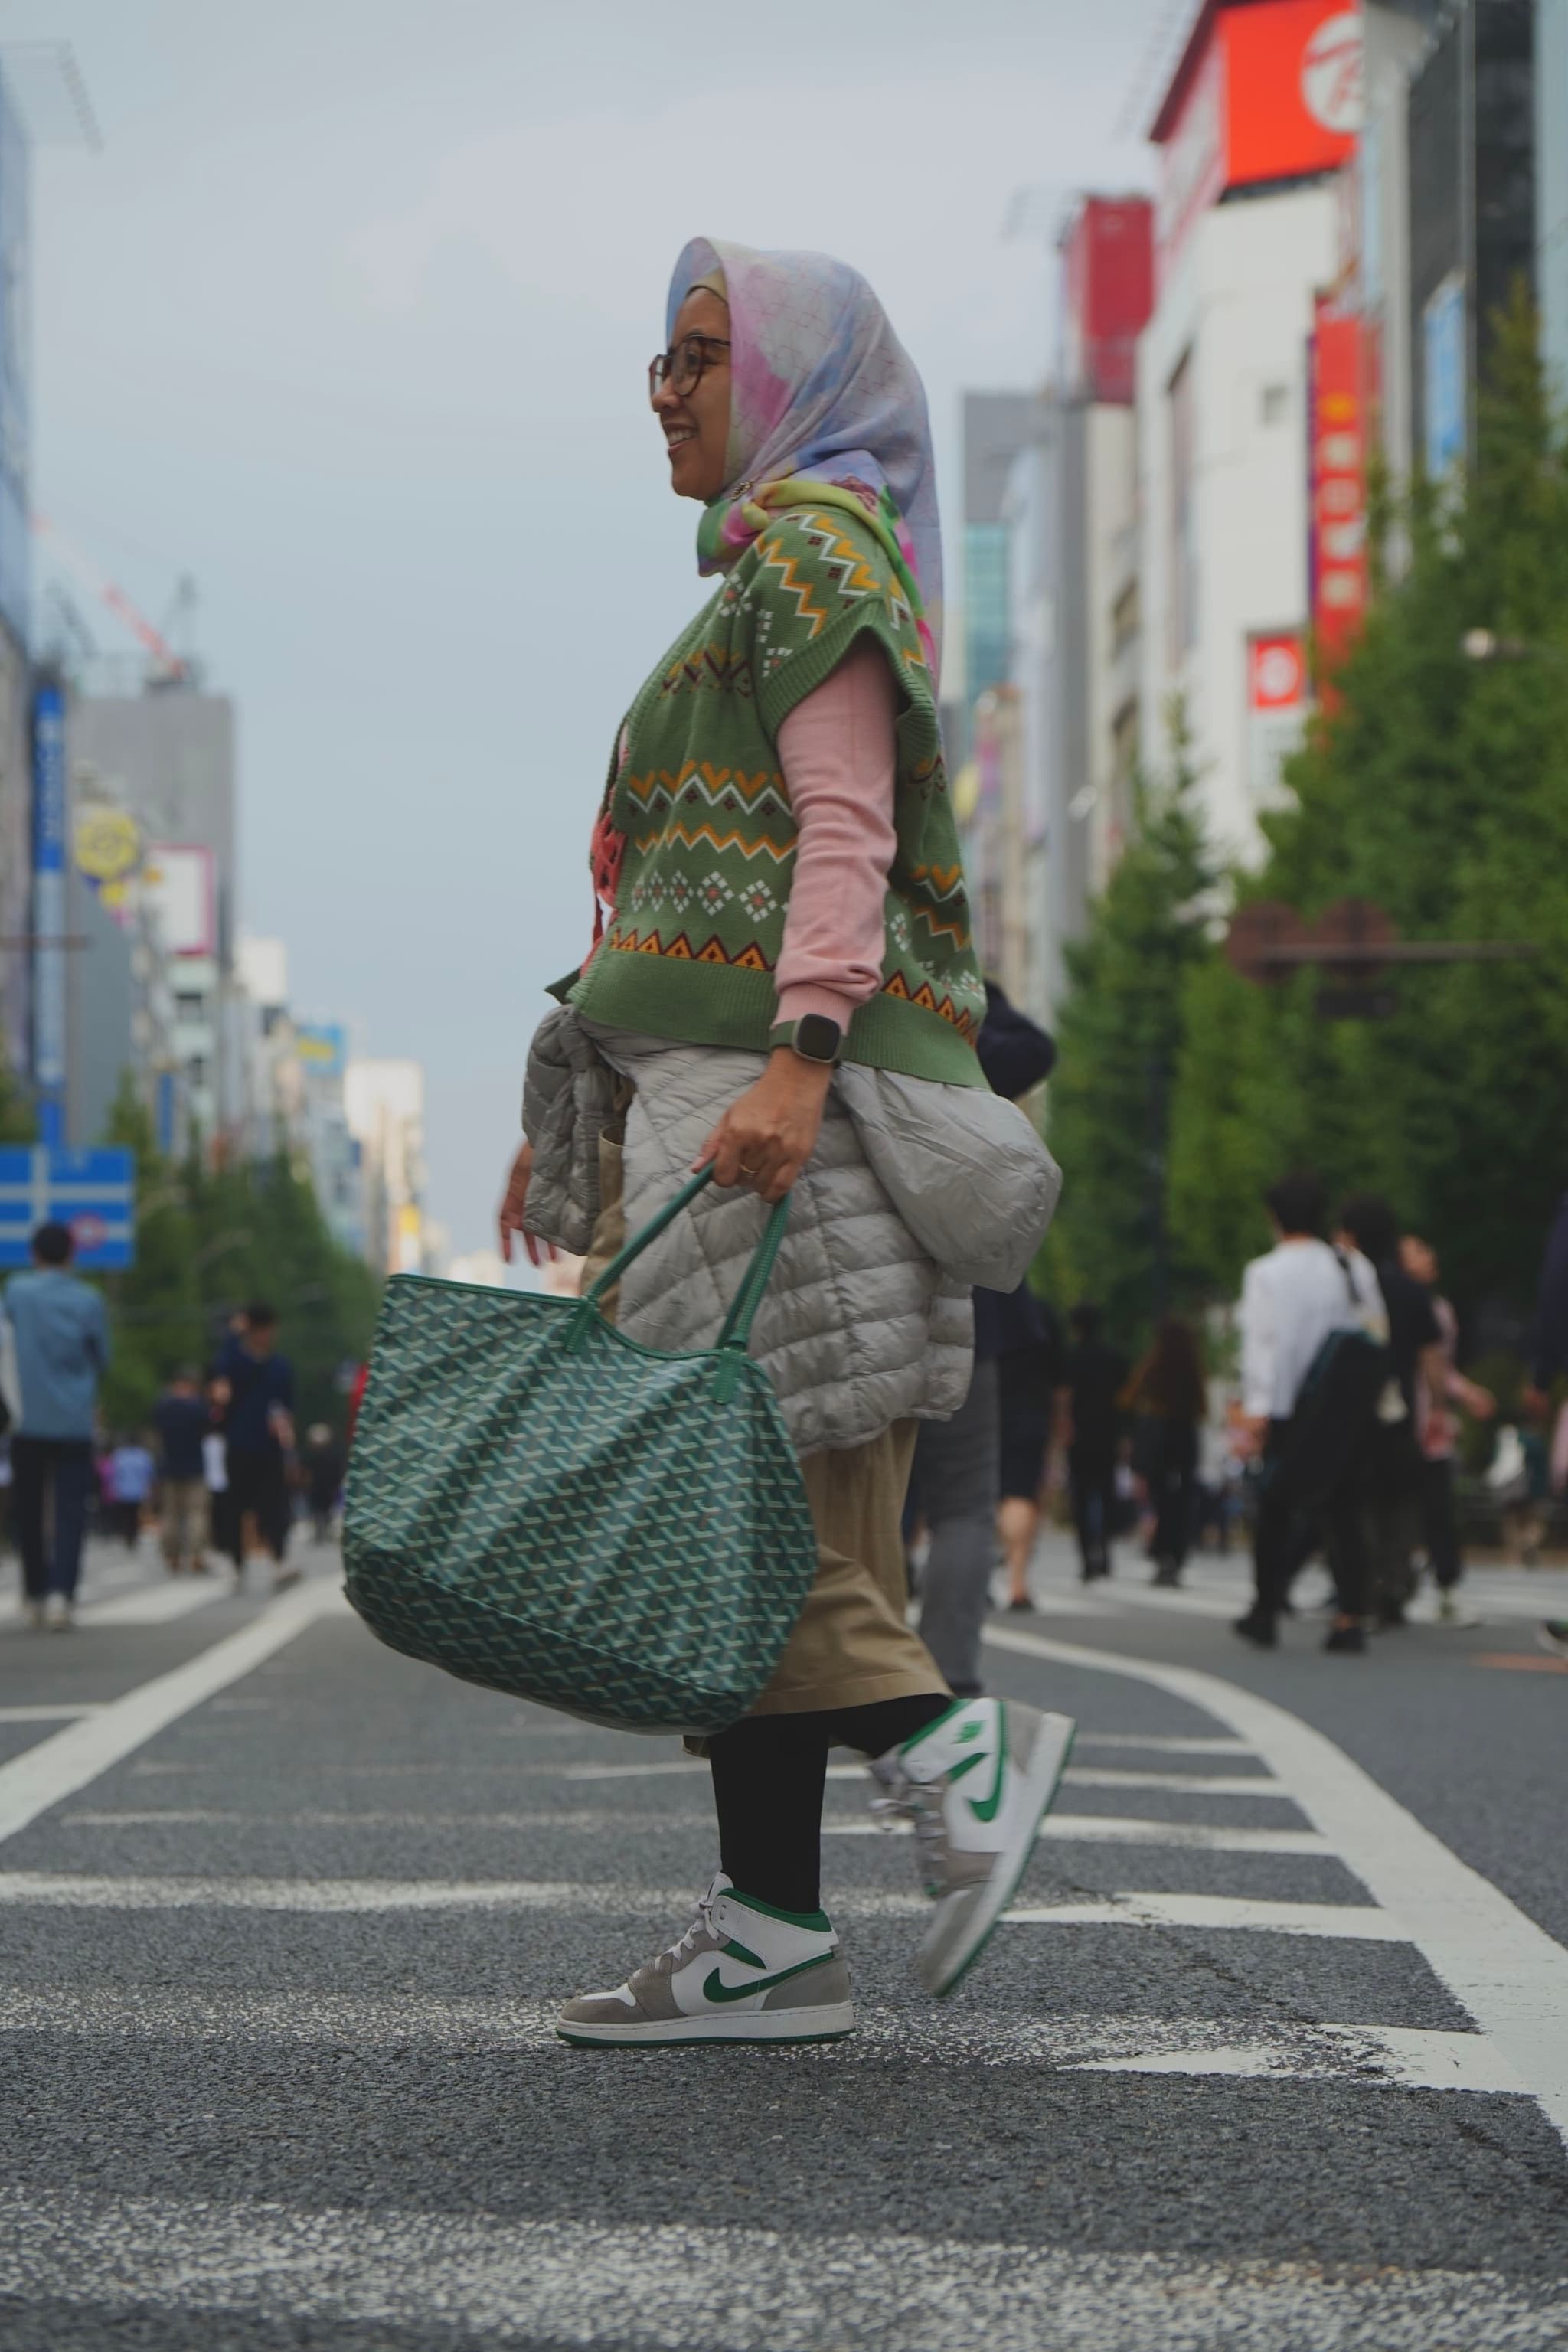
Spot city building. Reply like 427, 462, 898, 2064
294, 1021, 364, 1259
67, 685, 238, 1138
0, 69, 29, 1082
1138, 0, 1362, 867
1542, 0, 1568, 391
1407, 0, 1537, 478
1001, 196, 1153, 1018
65, 834, 180, 1150
345, 1057, 428, 1277
1351, 2, 1445, 485
957, 394, 1039, 998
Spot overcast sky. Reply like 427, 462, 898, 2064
19, 0, 1161, 1256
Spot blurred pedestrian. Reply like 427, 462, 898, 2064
1337, 1195, 1446, 1628
1059, 1303, 1127, 1582
1523, 1189, 1568, 1421
202, 1390, 235, 1567
105, 1434, 155, 1550
1123, 1318, 1207, 1587
152, 1366, 212, 1574
500, 236, 1070, 2046
914, 981, 1056, 1683
0, 1223, 109, 1630
1399, 1233, 1494, 1624
217, 1302, 299, 1591
1233, 1171, 1385, 1655
302, 1423, 345, 1543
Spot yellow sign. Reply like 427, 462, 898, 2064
74, 805, 142, 887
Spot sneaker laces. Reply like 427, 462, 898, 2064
868, 1758, 946, 1896
659, 1882, 723, 1969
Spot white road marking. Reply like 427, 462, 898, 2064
1060, 1767, 1292, 1795
2, 2193, 1564, 2350
1074, 1733, 1254, 1756
0, 1872, 741, 1915
0, 1579, 345, 1847
1071, 2024, 1527, 2094
0, 1985, 1524, 2092
0, 1705, 103, 1722
989, 1621, 1568, 2146
81, 1581, 227, 1627
1003, 1893, 1404, 1939
825, 1814, 1332, 1854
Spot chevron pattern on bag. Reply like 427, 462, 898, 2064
341, 1274, 819, 1735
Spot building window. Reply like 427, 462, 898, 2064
175, 991, 205, 1021
1260, 384, 1289, 425
187, 1055, 208, 1088
1168, 351, 1197, 664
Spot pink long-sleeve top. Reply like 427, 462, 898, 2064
587, 637, 898, 1020
772, 635, 897, 1034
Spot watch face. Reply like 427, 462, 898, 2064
795, 1014, 842, 1063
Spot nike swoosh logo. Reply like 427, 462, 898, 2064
964, 1736, 1008, 1824
701, 1955, 830, 2005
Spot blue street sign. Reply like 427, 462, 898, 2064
0, 1146, 136, 1270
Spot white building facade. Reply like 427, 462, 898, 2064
1137, 181, 1338, 865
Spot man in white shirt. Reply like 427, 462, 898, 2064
1234, 1171, 1386, 1655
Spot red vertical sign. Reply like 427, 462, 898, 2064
1309, 297, 1367, 674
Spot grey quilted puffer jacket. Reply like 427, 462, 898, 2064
521, 1008, 1060, 1458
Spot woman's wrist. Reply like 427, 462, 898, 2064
767, 1047, 833, 1095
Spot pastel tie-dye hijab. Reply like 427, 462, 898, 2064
669, 235, 945, 683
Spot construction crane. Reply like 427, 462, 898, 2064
31, 512, 189, 686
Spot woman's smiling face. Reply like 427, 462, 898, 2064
653, 286, 732, 503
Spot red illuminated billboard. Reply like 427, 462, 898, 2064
1153, 0, 1362, 282
1308, 296, 1367, 673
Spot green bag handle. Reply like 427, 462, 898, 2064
566, 1165, 792, 1393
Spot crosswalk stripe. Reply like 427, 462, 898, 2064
825, 1815, 1332, 1854
1003, 1893, 1404, 1938
1, 2192, 1562, 2350
82, 1581, 227, 1627
0, 1984, 1524, 2090
1057, 1767, 1292, 1794
0, 1705, 103, 1722
1073, 1733, 1254, 1755
987, 1621, 1568, 2148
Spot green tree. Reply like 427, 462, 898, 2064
94, 1082, 380, 1433
1168, 292, 1568, 1318
1039, 714, 1216, 1348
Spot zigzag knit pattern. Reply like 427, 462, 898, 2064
567, 501, 987, 1088
342, 1272, 819, 1734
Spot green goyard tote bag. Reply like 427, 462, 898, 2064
341, 1168, 818, 1735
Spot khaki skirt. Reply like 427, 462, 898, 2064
582, 1101, 949, 1718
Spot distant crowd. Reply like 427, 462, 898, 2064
0, 1218, 356, 1630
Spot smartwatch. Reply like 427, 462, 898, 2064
774, 1014, 843, 1065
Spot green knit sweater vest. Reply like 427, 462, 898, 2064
566, 498, 986, 1088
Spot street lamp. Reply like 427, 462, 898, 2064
1461, 629, 1568, 666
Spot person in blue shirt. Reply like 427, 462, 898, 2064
1, 1221, 110, 1629
105, 1436, 156, 1549
215, 1302, 299, 1589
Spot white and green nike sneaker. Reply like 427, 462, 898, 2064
556, 1873, 854, 2047
871, 1697, 1075, 1997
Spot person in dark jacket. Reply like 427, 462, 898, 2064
215, 1303, 299, 1590
1524, 1191, 1568, 1414
1123, 1318, 1207, 1586
1060, 1303, 1128, 1582
913, 982, 1056, 1690
152, 1367, 212, 1574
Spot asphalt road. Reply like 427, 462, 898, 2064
1, 1527, 1566, 2351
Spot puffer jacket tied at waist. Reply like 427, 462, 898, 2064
519, 1008, 1060, 1458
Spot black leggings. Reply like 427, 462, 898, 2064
707, 1694, 952, 1916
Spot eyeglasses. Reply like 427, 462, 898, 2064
648, 333, 731, 404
